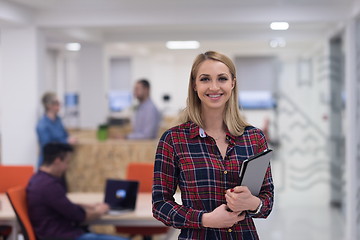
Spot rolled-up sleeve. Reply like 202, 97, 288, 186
248, 130, 274, 219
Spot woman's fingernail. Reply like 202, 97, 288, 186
230, 188, 234, 192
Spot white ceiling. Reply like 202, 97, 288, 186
1, 0, 359, 50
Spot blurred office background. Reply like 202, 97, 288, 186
0, 0, 359, 239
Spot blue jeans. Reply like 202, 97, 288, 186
76, 233, 128, 240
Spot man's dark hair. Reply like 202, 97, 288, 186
138, 79, 150, 89
42, 143, 74, 166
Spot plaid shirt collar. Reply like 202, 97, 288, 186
187, 121, 236, 145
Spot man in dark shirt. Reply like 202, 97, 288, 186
27, 143, 128, 240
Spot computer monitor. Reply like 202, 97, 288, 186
108, 90, 132, 112
239, 91, 276, 109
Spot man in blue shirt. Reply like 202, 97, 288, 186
127, 79, 161, 140
27, 143, 128, 240
36, 92, 76, 166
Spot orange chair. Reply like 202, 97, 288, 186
6, 186, 36, 240
0, 165, 34, 193
0, 165, 34, 239
115, 162, 169, 240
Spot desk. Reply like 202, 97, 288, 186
0, 192, 180, 239
68, 192, 173, 227
70, 192, 180, 238
0, 194, 18, 240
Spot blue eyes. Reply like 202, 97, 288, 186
199, 77, 228, 82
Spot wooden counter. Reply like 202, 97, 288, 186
67, 137, 158, 192
66, 116, 178, 193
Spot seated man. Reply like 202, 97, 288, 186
27, 143, 128, 240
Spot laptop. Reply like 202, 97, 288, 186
104, 179, 139, 215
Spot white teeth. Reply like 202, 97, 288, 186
208, 94, 221, 98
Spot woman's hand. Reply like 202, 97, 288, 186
225, 186, 261, 213
202, 204, 245, 228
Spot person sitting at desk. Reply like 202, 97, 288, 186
127, 79, 161, 140
36, 92, 77, 166
27, 143, 128, 240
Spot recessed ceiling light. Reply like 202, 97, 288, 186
269, 38, 286, 48
66, 43, 81, 51
166, 41, 200, 50
270, 22, 289, 31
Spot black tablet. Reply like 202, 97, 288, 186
239, 149, 273, 196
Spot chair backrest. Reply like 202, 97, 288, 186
6, 186, 37, 240
126, 162, 154, 193
0, 165, 34, 193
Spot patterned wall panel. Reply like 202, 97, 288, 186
277, 90, 329, 192
276, 48, 333, 206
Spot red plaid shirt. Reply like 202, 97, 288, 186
152, 121, 274, 240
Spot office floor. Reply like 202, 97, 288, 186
151, 204, 344, 240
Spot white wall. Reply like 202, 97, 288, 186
78, 43, 107, 129
0, 27, 43, 166
0, 45, 2, 164
344, 15, 360, 240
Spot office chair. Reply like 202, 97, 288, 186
115, 162, 169, 240
0, 165, 34, 193
6, 186, 36, 240
0, 165, 34, 239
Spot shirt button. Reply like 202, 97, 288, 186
224, 170, 228, 174
228, 229, 232, 233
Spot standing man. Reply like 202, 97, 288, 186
27, 143, 128, 240
127, 79, 161, 139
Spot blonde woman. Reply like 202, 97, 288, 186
152, 51, 274, 239
36, 92, 77, 166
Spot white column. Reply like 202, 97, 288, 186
0, 27, 43, 166
78, 43, 107, 129
345, 18, 360, 240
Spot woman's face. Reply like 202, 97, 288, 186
194, 59, 235, 112
48, 98, 60, 114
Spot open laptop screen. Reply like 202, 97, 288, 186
104, 179, 139, 211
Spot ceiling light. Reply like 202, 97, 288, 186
66, 43, 81, 51
269, 38, 286, 48
166, 41, 200, 50
270, 22, 289, 30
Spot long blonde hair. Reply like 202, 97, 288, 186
179, 51, 249, 136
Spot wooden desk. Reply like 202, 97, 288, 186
0, 192, 180, 239
0, 194, 19, 240
68, 192, 180, 237
68, 192, 169, 226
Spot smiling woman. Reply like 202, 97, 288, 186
194, 60, 235, 112
152, 51, 274, 240
180, 51, 248, 137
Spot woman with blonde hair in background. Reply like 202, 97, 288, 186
152, 51, 274, 239
36, 92, 77, 166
